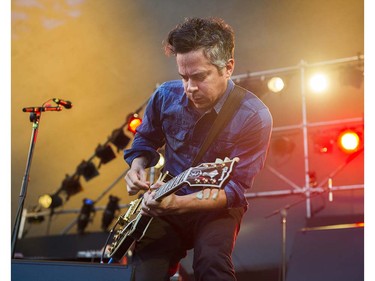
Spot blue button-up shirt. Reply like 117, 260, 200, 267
124, 79, 272, 208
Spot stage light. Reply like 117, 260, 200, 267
61, 173, 82, 198
309, 72, 329, 93
77, 198, 95, 234
102, 195, 120, 231
313, 135, 335, 154
337, 129, 361, 154
109, 128, 131, 152
236, 75, 287, 97
267, 76, 285, 93
127, 113, 142, 134
38, 192, 64, 209
95, 144, 116, 167
308, 171, 317, 187
76, 160, 99, 181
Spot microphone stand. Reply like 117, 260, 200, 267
11, 105, 63, 258
265, 198, 307, 281
280, 208, 287, 281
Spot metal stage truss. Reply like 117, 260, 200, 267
233, 55, 364, 218
20, 55, 364, 236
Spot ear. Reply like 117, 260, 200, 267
225, 59, 235, 78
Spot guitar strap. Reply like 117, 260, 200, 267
191, 84, 247, 167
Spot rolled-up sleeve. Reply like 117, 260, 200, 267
219, 104, 273, 209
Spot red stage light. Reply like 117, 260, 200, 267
337, 130, 361, 154
127, 113, 142, 134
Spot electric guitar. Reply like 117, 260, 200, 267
106, 157, 239, 261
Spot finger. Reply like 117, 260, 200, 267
134, 179, 151, 190
143, 192, 157, 208
131, 168, 150, 188
140, 208, 152, 216
150, 180, 164, 190
138, 169, 149, 183
203, 188, 211, 199
149, 190, 157, 199
125, 171, 150, 194
140, 199, 152, 216
124, 173, 139, 195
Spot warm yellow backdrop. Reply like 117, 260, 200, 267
11, 0, 364, 238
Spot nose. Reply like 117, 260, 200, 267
186, 79, 198, 93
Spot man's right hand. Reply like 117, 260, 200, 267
124, 157, 150, 195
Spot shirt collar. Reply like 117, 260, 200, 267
213, 79, 235, 114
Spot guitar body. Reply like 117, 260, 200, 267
109, 213, 153, 261
106, 157, 239, 261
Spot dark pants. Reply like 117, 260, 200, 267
130, 207, 245, 281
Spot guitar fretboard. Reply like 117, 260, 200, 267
154, 168, 190, 201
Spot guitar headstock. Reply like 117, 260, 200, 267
184, 157, 239, 188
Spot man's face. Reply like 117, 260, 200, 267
176, 49, 234, 111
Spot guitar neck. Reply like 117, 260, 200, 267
154, 169, 190, 201
152, 158, 238, 201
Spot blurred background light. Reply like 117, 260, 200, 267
313, 135, 335, 154
61, 174, 83, 199
95, 144, 117, 167
109, 128, 131, 152
76, 160, 99, 181
337, 129, 361, 154
77, 198, 95, 234
309, 72, 329, 93
127, 113, 142, 134
267, 76, 285, 93
38, 192, 64, 209
101, 195, 120, 232
236, 75, 288, 98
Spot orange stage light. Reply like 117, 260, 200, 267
127, 113, 142, 134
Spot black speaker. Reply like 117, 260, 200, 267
286, 225, 364, 281
11, 259, 131, 281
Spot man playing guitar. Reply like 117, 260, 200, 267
123, 17, 273, 281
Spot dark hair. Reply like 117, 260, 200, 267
164, 17, 235, 69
